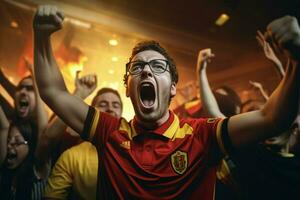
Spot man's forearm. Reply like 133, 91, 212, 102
198, 69, 225, 118
0, 128, 8, 166
33, 5, 89, 137
0, 106, 9, 166
228, 63, 300, 148
35, 115, 67, 164
30, 64, 49, 136
273, 60, 285, 78
263, 61, 300, 134
34, 35, 68, 101
0, 94, 14, 120
0, 70, 16, 98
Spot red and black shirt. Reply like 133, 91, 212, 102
82, 106, 230, 199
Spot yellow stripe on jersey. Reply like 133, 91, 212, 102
88, 109, 100, 141
216, 159, 231, 183
119, 118, 135, 140
130, 120, 138, 139
216, 119, 227, 156
216, 158, 239, 192
170, 123, 193, 141
163, 114, 180, 139
163, 115, 194, 140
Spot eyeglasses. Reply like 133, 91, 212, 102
8, 140, 28, 148
126, 59, 170, 75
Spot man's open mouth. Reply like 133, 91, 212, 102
140, 82, 156, 107
19, 99, 29, 111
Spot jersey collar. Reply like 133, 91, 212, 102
131, 111, 179, 139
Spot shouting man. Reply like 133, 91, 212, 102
34, 5, 300, 199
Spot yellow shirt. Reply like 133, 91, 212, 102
44, 142, 98, 199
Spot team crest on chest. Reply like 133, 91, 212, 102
171, 150, 188, 175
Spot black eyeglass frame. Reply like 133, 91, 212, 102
7, 140, 28, 148
125, 59, 170, 76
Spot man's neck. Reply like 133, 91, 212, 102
137, 111, 170, 130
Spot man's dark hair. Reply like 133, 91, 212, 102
91, 87, 123, 110
17, 75, 33, 88
123, 40, 178, 86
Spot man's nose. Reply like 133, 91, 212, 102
106, 104, 116, 116
141, 64, 153, 78
20, 87, 28, 94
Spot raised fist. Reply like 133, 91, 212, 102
74, 71, 98, 99
266, 16, 300, 61
197, 48, 215, 72
33, 5, 64, 36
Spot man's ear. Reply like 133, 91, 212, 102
170, 82, 176, 98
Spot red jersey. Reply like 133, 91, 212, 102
82, 106, 228, 199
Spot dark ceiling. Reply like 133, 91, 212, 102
71, 0, 300, 43
1, 0, 300, 101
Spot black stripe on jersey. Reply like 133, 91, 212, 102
82, 106, 96, 140
221, 118, 235, 155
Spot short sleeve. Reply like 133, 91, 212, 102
81, 106, 121, 147
193, 117, 232, 164
81, 106, 99, 141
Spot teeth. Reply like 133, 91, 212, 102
142, 83, 152, 87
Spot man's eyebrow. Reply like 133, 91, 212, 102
131, 59, 144, 62
19, 84, 33, 87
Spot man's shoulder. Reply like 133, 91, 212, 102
178, 116, 221, 126
61, 141, 94, 158
69, 141, 94, 152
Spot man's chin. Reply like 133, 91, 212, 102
17, 110, 30, 119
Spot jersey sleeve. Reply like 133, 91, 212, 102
194, 117, 234, 163
43, 148, 74, 199
215, 118, 234, 156
81, 106, 120, 147
81, 106, 100, 141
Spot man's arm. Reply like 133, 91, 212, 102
0, 94, 14, 120
0, 106, 9, 166
21, 58, 52, 178
229, 16, 300, 148
0, 66, 17, 98
256, 30, 285, 78
35, 72, 97, 164
24, 57, 49, 136
197, 48, 225, 118
249, 80, 269, 101
33, 5, 91, 134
